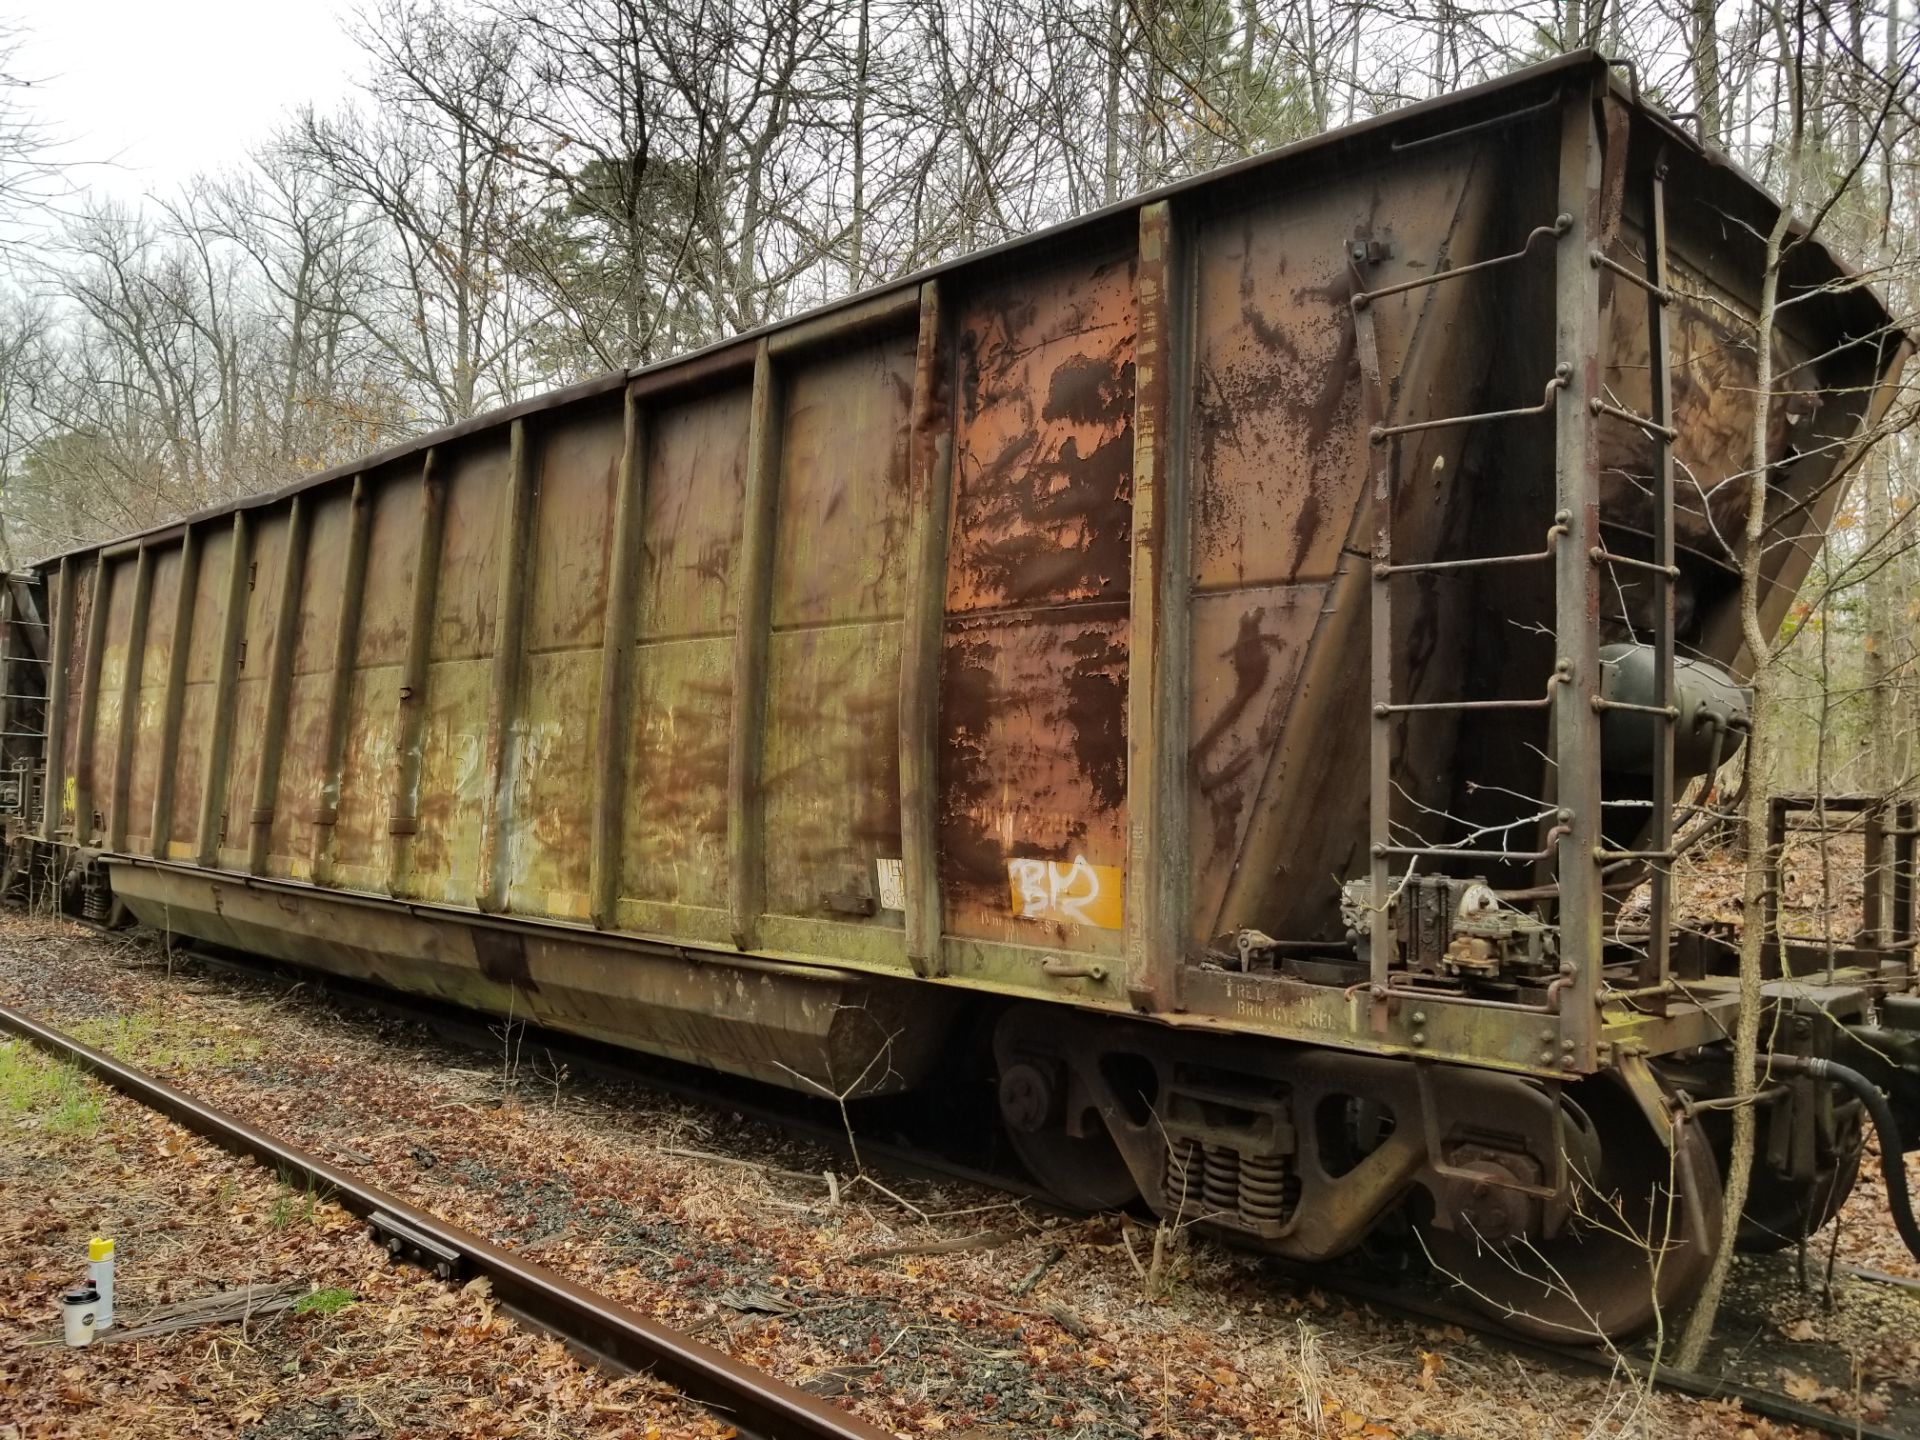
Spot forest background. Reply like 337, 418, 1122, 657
0, 0, 1914, 792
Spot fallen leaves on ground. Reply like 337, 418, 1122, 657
2, 912, 1906, 1438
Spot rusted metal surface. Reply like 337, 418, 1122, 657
38, 558, 72, 840
56, 558, 96, 840
0, 1001, 898, 1440
106, 544, 152, 852
1550, 81, 1609, 1071
310, 477, 372, 883
248, 497, 310, 875
194, 513, 252, 866
900, 282, 953, 977
1124, 201, 1191, 1011
330, 472, 419, 891
386, 450, 446, 892
122, 543, 173, 853
758, 328, 914, 963
270, 484, 354, 879
939, 247, 1136, 972
71, 558, 110, 843
409, 436, 520, 907
507, 398, 622, 920
1207, 141, 1515, 947
728, 341, 781, 950
616, 383, 744, 942
221, 512, 291, 873
107, 859, 951, 1098
147, 529, 199, 859
1640, 148, 1678, 991
0, 576, 48, 835
6, 54, 1906, 1101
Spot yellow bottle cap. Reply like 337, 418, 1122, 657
88, 1237, 114, 1261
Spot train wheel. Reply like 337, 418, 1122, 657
997, 1056, 1141, 1211
993, 1006, 1143, 1212
1419, 1078, 1723, 1343
1735, 1106, 1865, 1253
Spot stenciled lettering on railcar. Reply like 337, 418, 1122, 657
1216, 973, 1346, 1029
1006, 855, 1123, 930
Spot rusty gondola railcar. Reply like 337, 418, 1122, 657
5, 51, 1918, 1341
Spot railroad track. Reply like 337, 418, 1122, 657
0, 999, 893, 1440
13, 953, 1916, 1440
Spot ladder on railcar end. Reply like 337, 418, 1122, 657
0, 571, 52, 895
1351, 143, 1680, 1062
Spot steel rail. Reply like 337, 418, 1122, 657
0, 1001, 895, 1440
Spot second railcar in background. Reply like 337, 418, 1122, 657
4, 51, 1917, 1343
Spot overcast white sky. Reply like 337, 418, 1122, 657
11, 0, 365, 204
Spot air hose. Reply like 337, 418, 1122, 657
1765, 1052, 1920, 1264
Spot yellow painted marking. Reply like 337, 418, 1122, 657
547, 889, 591, 920
1007, 856, 1124, 931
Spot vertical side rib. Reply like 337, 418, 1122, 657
246, 496, 311, 875
728, 341, 783, 951
899, 282, 952, 977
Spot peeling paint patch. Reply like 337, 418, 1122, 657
875, 858, 905, 912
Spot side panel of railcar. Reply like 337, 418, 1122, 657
329, 470, 421, 891
403, 434, 516, 907
167, 527, 232, 859
757, 334, 916, 960
123, 546, 180, 855
268, 488, 354, 879
939, 252, 1137, 968
616, 385, 748, 942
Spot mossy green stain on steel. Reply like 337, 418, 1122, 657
612, 384, 750, 927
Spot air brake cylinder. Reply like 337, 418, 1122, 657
1597, 642, 1749, 780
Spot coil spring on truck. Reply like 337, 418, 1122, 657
1167, 1134, 1299, 1232
80, 866, 110, 924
